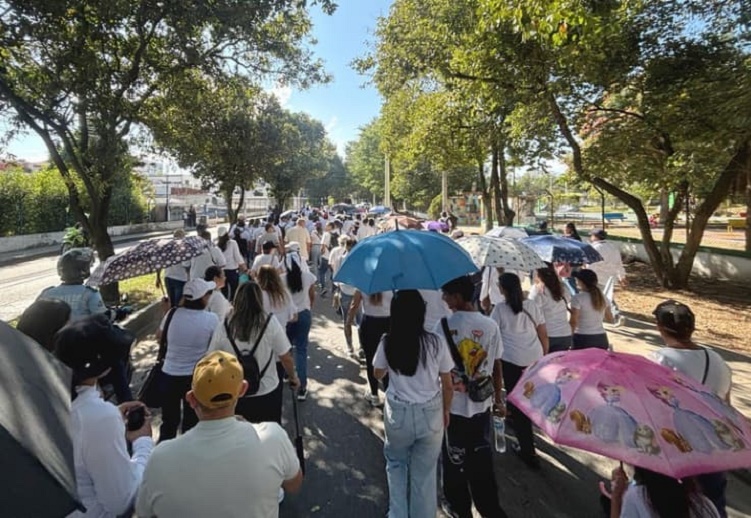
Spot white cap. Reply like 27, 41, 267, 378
183, 279, 216, 300
217, 226, 228, 237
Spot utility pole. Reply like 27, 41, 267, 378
384, 155, 391, 207
164, 161, 171, 222
442, 170, 448, 213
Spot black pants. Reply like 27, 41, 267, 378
572, 333, 609, 350
502, 361, 536, 458
358, 315, 390, 396
236, 389, 283, 424
442, 410, 508, 518
222, 269, 239, 302
159, 374, 197, 441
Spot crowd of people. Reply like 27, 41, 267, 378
12, 209, 739, 518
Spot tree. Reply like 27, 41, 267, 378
305, 152, 355, 204
345, 120, 386, 202
0, 0, 334, 299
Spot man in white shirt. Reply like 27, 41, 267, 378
436, 276, 508, 518
55, 315, 154, 518
285, 217, 312, 262
189, 230, 227, 280
648, 300, 733, 518
136, 351, 302, 518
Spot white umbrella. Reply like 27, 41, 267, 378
485, 226, 529, 239
457, 235, 546, 271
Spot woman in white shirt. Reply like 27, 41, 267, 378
490, 272, 548, 468
157, 278, 219, 441
348, 289, 393, 406
609, 466, 720, 518
55, 315, 153, 518
283, 253, 317, 401
209, 281, 300, 424
257, 265, 298, 326
529, 264, 572, 352
569, 269, 613, 350
373, 290, 454, 518
216, 226, 247, 301
204, 266, 232, 321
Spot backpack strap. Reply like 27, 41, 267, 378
440, 317, 465, 372
157, 307, 178, 361
701, 348, 710, 385
224, 314, 274, 359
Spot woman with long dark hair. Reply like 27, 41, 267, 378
373, 290, 454, 518
348, 289, 393, 406
216, 226, 246, 301
209, 281, 299, 423
490, 273, 548, 468
283, 251, 317, 401
570, 269, 613, 350
529, 264, 572, 352
564, 222, 582, 241
609, 466, 720, 517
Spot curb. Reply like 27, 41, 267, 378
121, 300, 165, 341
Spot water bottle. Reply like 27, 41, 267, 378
493, 415, 506, 453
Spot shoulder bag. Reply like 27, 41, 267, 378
225, 314, 274, 396
137, 307, 178, 408
440, 317, 495, 403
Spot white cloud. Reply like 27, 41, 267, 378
269, 84, 293, 107
324, 116, 338, 133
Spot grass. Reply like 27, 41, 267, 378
119, 273, 163, 311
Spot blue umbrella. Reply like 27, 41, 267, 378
369, 205, 390, 215
521, 235, 603, 265
333, 230, 478, 294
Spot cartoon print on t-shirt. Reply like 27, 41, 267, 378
457, 329, 488, 379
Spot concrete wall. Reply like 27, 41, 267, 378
615, 239, 751, 281
0, 221, 183, 254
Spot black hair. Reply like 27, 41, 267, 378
536, 264, 564, 302
181, 297, 208, 310
441, 275, 475, 302
204, 265, 223, 282
633, 467, 710, 518
384, 290, 439, 376
575, 270, 606, 311
499, 273, 524, 314
17, 299, 71, 352
287, 257, 303, 293
217, 232, 230, 251
565, 222, 582, 241
230, 282, 267, 342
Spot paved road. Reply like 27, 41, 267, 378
0, 231, 180, 322
128, 295, 751, 518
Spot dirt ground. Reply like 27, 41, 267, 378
616, 261, 751, 353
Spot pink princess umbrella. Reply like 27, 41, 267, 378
508, 348, 751, 479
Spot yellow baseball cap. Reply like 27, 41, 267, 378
192, 351, 244, 409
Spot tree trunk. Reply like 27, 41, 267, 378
477, 159, 492, 231
498, 145, 516, 225
87, 188, 118, 303
490, 137, 503, 226
224, 184, 244, 225
659, 187, 669, 224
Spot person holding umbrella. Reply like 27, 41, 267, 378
55, 314, 154, 518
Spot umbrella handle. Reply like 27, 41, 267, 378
290, 385, 302, 437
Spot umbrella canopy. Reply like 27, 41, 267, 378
521, 235, 603, 265
457, 235, 546, 271
485, 226, 529, 239
0, 321, 84, 517
87, 236, 209, 287
333, 230, 478, 294
369, 205, 390, 215
381, 215, 423, 231
423, 220, 449, 232
280, 209, 297, 219
508, 349, 751, 479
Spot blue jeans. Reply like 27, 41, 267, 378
310, 244, 321, 270
318, 257, 330, 289
165, 277, 186, 307
384, 392, 444, 518
286, 309, 312, 390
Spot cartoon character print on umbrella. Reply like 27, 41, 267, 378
648, 385, 745, 454
569, 382, 661, 456
670, 375, 746, 432
523, 367, 580, 424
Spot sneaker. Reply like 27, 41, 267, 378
297, 388, 308, 401
440, 500, 460, 518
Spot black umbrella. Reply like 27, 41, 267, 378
290, 387, 305, 474
0, 321, 84, 517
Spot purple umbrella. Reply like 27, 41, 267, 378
423, 220, 449, 232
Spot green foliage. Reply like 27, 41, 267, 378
428, 194, 443, 220
305, 153, 355, 205
346, 120, 386, 200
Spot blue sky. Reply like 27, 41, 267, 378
3, 1, 392, 161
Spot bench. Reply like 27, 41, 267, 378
604, 212, 626, 223
727, 218, 747, 232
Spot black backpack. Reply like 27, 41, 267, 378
224, 315, 273, 396
329, 231, 339, 249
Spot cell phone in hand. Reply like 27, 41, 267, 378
126, 406, 146, 431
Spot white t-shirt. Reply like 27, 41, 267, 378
433, 311, 503, 418
480, 267, 504, 306
189, 246, 227, 281
362, 291, 393, 318
619, 484, 720, 518
328, 246, 347, 274
209, 314, 291, 397
588, 240, 626, 285
373, 333, 454, 403
310, 232, 321, 247
165, 260, 190, 282
320, 232, 332, 260
650, 348, 732, 399
285, 226, 311, 260
135, 419, 300, 518
528, 284, 571, 338
261, 289, 297, 326
570, 291, 606, 335
207, 290, 232, 321
419, 289, 451, 332
490, 299, 545, 367
220, 239, 246, 270
251, 253, 282, 276
287, 270, 317, 312
161, 308, 219, 376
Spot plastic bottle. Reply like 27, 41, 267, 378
493, 415, 506, 453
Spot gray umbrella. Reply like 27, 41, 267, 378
0, 321, 84, 517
